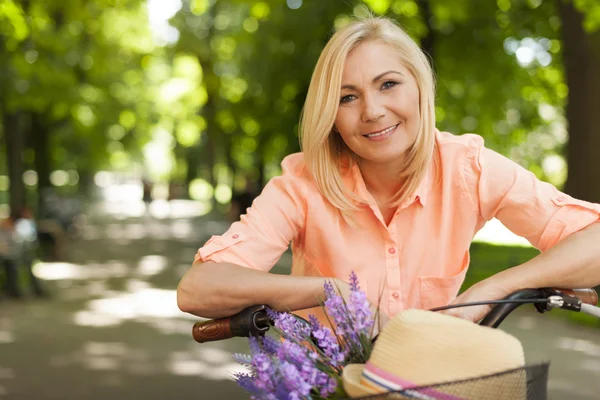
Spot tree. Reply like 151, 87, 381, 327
559, 0, 600, 202
0, 0, 157, 213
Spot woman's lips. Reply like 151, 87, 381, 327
363, 123, 399, 141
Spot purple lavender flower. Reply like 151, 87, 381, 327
277, 340, 313, 368
268, 309, 311, 342
348, 290, 373, 331
300, 360, 339, 397
234, 272, 374, 400
321, 375, 339, 398
262, 335, 282, 355
251, 353, 275, 391
233, 353, 252, 366
280, 361, 312, 397
349, 270, 361, 292
347, 273, 374, 334
248, 336, 262, 356
309, 315, 347, 366
233, 372, 259, 396
323, 280, 358, 344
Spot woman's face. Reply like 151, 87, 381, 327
334, 40, 421, 168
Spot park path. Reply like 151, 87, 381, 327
0, 201, 598, 399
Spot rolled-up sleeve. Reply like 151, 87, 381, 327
463, 135, 600, 252
194, 156, 307, 271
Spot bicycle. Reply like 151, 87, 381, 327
189, 287, 600, 399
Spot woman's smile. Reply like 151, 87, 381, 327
363, 123, 400, 141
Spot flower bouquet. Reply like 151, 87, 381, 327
233, 272, 380, 399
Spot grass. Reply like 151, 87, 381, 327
466, 242, 600, 327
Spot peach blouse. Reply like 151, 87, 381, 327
195, 130, 600, 318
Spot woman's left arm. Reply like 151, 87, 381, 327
448, 221, 600, 322
446, 137, 600, 321
503, 221, 600, 289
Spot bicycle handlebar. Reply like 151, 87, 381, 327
559, 288, 598, 305
192, 304, 270, 343
191, 287, 598, 343
479, 287, 598, 328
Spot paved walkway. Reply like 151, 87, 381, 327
0, 204, 599, 399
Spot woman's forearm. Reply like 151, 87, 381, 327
177, 261, 329, 319
492, 222, 600, 291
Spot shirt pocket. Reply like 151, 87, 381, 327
197, 232, 246, 261
418, 252, 470, 310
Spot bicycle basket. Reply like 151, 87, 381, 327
353, 363, 549, 400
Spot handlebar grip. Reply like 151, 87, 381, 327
191, 305, 271, 344
555, 288, 598, 306
193, 318, 233, 343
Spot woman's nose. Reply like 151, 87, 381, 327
361, 94, 385, 123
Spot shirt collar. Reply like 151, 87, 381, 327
341, 156, 432, 208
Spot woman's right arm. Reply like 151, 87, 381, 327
177, 260, 332, 319
177, 155, 336, 319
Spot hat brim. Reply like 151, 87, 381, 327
342, 364, 379, 398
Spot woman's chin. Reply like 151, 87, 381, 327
360, 152, 408, 168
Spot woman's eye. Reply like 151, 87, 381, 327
340, 94, 355, 104
381, 80, 398, 90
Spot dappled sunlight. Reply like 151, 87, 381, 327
0, 331, 14, 344
34, 256, 168, 283
85, 356, 120, 371
582, 359, 600, 373
83, 342, 127, 371
0, 366, 15, 395
168, 347, 247, 380
49, 340, 157, 376
170, 219, 193, 239
33, 261, 129, 280
0, 318, 14, 344
44, 337, 244, 381
74, 310, 123, 328
59, 281, 110, 301
557, 337, 600, 357
97, 194, 211, 219
137, 255, 167, 276
76, 215, 219, 244
144, 318, 197, 336
148, 200, 171, 219
168, 199, 212, 218
73, 287, 196, 329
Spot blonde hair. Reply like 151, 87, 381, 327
299, 16, 437, 217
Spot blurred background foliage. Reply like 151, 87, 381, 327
1, 0, 599, 218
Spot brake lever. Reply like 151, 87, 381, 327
534, 288, 582, 314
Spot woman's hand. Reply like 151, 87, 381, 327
441, 278, 514, 323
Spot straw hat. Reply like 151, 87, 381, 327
342, 309, 527, 399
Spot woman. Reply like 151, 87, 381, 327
177, 16, 600, 325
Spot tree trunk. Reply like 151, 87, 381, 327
3, 111, 26, 215
77, 168, 94, 196
185, 146, 199, 186
32, 114, 52, 214
559, 0, 600, 203
418, 0, 436, 69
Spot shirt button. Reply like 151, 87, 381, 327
555, 195, 566, 205
388, 247, 396, 255
232, 234, 239, 239
392, 292, 400, 300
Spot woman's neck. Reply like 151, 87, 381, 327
358, 160, 406, 204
